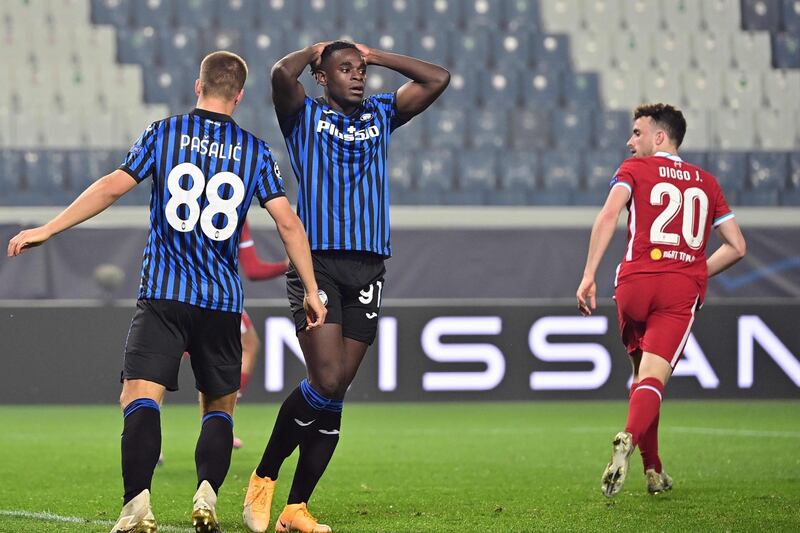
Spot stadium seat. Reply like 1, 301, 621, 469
562, 72, 601, 111
510, 109, 552, 150
242, 30, 286, 76
722, 70, 764, 110
416, 149, 456, 193
540, 150, 581, 195
418, 0, 465, 31
468, 109, 508, 149
622, 0, 662, 34
783, 152, 800, 205
214, 0, 259, 31
681, 109, 712, 151
582, 0, 622, 33
387, 151, 415, 204
574, 149, 619, 205
117, 27, 159, 66
502, 0, 540, 32
173, 0, 215, 29
713, 109, 757, 150
436, 68, 480, 109
451, 28, 492, 69
539, 0, 582, 32
479, 71, 522, 108
741, 152, 786, 206
756, 108, 798, 150
651, 32, 692, 72
90, 0, 131, 27
593, 111, 631, 151
642, 72, 684, 108
22, 150, 69, 197
741, 0, 781, 31
0, 150, 22, 194
499, 150, 539, 198
772, 33, 800, 68
464, 0, 505, 29
570, 31, 613, 72
691, 33, 733, 71
520, 69, 562, 108
731, 32, 773, 72
701, 0, 742, 34
601, 70, 643, 111
660, 0, 703, 31
202, 30, 244, 58
143, 67, 187, 110
427, 108, 468, 149
680, 150, 709, 170
531, 34, 572, 72
783, 0, 800, 33
682, 70, 723, 110
458, 150, 498, 193
377, 0, 419, 31
131, 0, 173, 30
763, 70, 800, 111
707, 152, 748, 194
409, 31, 451, 65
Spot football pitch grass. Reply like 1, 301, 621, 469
0, 401, 798, 533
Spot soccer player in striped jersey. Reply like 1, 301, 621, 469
7, 51, 326, 533
242, 41, 449, 533
576, 104, 746, 498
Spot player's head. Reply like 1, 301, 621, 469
196, 51, 248, 106
627, 103, 686, 158
312, 41, 366, 107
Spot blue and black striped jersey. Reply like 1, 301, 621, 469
120, 108, 285, 313
278, 93, 406, 257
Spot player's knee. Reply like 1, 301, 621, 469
312, 375, 342, 400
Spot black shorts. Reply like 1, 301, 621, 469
122, 299, 242, 396
287, 250, 386, 345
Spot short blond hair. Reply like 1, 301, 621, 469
199, 51, 248, 101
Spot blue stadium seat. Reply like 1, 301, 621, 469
747, 152, 788, 196
158, 28, 201, 69
468, 109, 508, 149
772, 33, 800, 68
427, 108, 468, 149
479, 71, 522, 108
552, 109, 592, 149
707, 152, 747, 196
593, 111, 630, 151
532, 34, 571, 72
519, 69, 561, 108
562, 72, 601, 110
117, 27, 159, 66
387, 151, 428, 205
418, 0, 464, 30
143, 67, 188, 109
574, 150, 619, 206
498, 151, 539, 204
541, 150, 581, 191
131, 0, 173, 29
492, 31, 532, 70
202, 30, 244, 58
680, 151, 709, 171
464, 0, 504, 29
297, 0, 342, 29
502, 0, 541, 32
782, 152, 800, 205
409, 31, 451, 65
510, 109, 551, 150
416, 149, 455, 198
174, 0, 215, 29
437, 68, 480, 109
377, 0, 420, 31
0, 151, 23, 200
214, 0, 259, 31
783, 0, 800, 32
741, 0, 781, 30
458, 150, 498, 193
257, 0, 299, 28
340, 0, 380, 23
91, 0, 131, 27
243, 30, 286, 77
451, 28, 492, 68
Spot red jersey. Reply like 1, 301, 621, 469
239, 220, 288, 281
612, 152, 734, 301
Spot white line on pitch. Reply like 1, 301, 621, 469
0, 509, 191, 532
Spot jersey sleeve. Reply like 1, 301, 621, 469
608, 159, 637, 198
255, 143, 287, 205
369, 92, 408, 132
277, 96, 311, 138
712, 183, 735, 227
119, 122, 158, 182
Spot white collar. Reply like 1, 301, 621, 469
654, 151, 683, 162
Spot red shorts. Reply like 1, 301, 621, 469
615, 273, 702, 368
240, 310, 252, 334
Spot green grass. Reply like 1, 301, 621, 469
0, 401, 799, 532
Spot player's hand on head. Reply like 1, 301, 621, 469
309, 41, 333, 71
7, 226, 52, 257
303, 291, 327, 330
576, 277, 597, 316
355, 43, 371, 63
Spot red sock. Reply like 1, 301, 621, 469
638, 412, 662, 473
240, 372, 250, 395
625, 377, 664, 448
629, 382, 639, 400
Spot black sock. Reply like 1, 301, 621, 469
255, 386, 321, 480
288, 408, 342, 505
195, 411, 234, 494
121, 398, 161, 505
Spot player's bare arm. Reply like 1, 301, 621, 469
577, 185, 630, 316
357, 44, 450, 121
263, 196, 326, 329
7, 170, 137, 257
707, 219, 746, 278
271, 42, 332, 116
